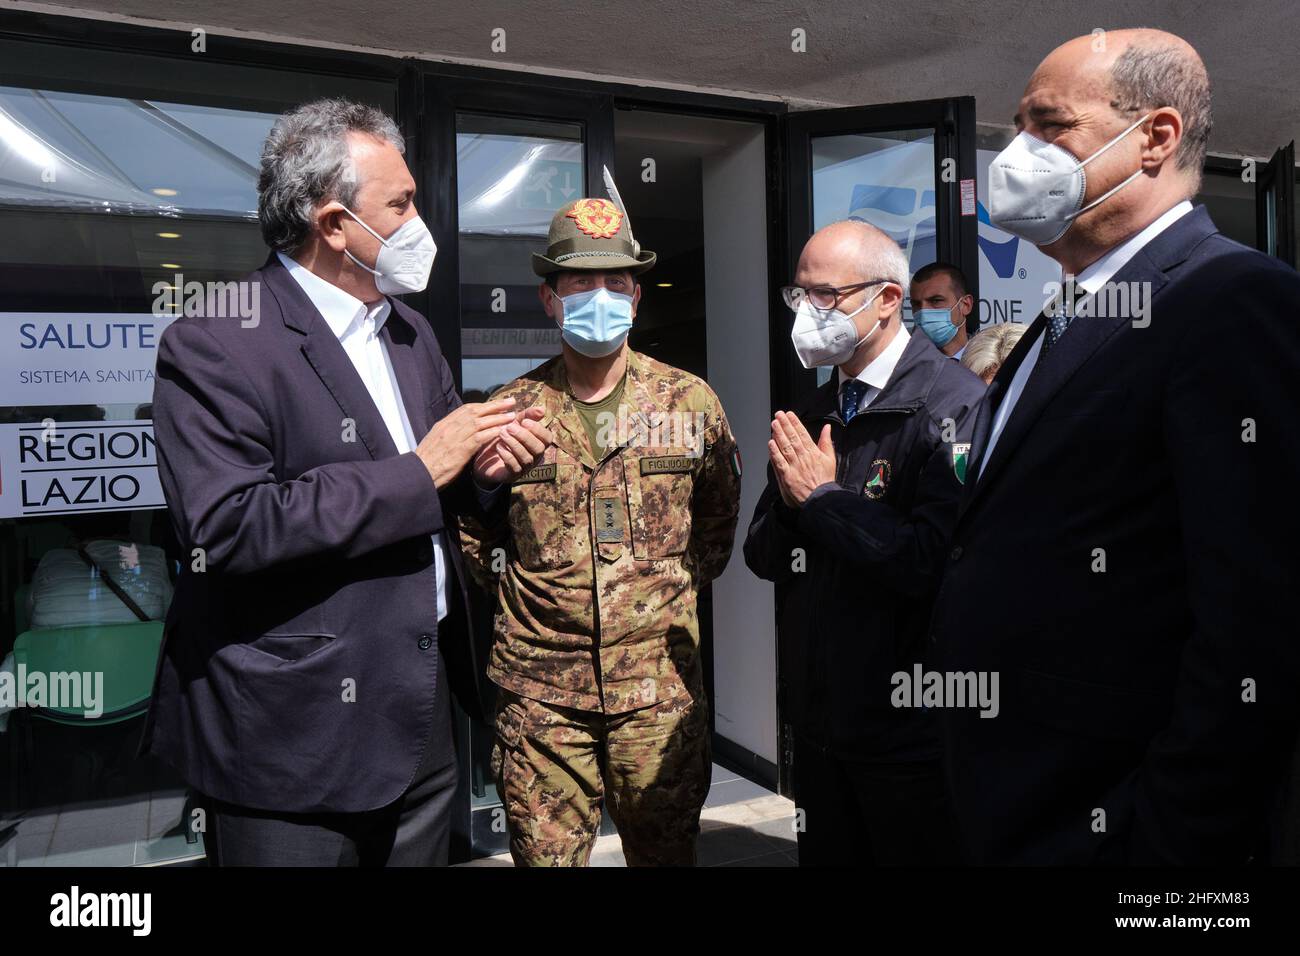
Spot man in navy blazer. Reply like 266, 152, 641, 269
931, 30, 1300, 864
144, 99, 553, 866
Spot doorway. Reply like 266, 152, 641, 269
614, 108, 780, 788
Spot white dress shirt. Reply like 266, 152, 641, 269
977, 200, 1193, 480
278, 252, 449, 620
837, 325, 911, 413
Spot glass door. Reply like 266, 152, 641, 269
420, 73, 613, 860
1255, 141, 1296, 268
780, 98, 978, 398
773, 96, 977, 794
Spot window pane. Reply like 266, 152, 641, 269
0, 71, 390, 867
452, 114, 583, 815
810, 130, 934, 384
455, 113, 583, 400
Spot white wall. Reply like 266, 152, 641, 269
702, 126, 777, 765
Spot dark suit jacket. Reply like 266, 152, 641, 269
931, 205, 1300, 864
143, 254, 499, 814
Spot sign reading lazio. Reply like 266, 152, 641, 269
0, 420, 164, 518
1, 313, 176, 407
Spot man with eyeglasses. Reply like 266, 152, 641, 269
744, 219, 985, 866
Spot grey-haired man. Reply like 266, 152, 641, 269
145, 98, 553, 866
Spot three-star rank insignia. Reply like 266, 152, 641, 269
863, 458, 890, 500
952, 442, 971, 485
566, 198, 624, 239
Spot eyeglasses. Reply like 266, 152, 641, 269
781, 279, 891, 313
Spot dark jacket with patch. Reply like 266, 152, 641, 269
744, 331, 985, 761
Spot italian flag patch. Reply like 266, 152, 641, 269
952, 443, 971, 485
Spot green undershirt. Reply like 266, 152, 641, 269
571, 373, 627, 461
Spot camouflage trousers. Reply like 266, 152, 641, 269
490, 687, 711, 866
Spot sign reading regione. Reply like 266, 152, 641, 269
0, 313, 176, 406
0, 420, 163, 518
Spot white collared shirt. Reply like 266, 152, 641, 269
278, 252, 449, 620
836, 325, 911, 413
977, 200, 1193, 480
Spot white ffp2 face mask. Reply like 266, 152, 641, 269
789, 287, 884, 369
341, 206, 437, 295
987, 112, 1152, 246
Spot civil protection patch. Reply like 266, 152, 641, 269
863, 459, 890, 500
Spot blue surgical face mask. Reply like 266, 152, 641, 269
915, 302, 962, 348
551, 286, 634, 358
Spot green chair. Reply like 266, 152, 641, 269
7, 621, 164, 813
11, 621, 163, 725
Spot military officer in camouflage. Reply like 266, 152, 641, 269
459, 197, 741, 866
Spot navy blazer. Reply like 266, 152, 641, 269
143, 254, 498, 814
931, 206, 1300, 864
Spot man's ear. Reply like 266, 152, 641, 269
878, 282, 904, 321
1143, 106, 1183, 170
631, 280, 641, 316
317, 201, 348, 253
958, 293, 974, 321
539, 282, 559, 322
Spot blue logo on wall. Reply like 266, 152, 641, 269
977, 201, 1020, 279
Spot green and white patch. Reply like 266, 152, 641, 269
952, 443, 971, 485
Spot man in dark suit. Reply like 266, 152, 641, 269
144, 99, 553, 866
746, 220, 985, 866
932, 29, 1300, 864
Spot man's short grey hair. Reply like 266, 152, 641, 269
834, 218, 912, 291
1108, 39, 1212, 194
257, 98, 404, 254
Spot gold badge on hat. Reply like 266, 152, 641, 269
566, 198, 623, 239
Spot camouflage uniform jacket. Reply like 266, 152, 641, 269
459, 348, 741, 714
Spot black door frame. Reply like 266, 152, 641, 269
780, 97, 980, 415
1255, 141, 1297, 269
413, 68, 786, 854
775, 96, 979, 797
415, 70, 615, 381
